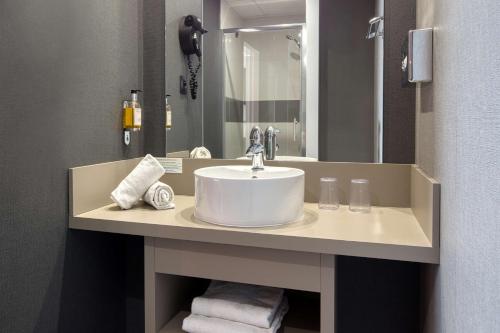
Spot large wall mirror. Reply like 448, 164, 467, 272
165, 0, 416, 163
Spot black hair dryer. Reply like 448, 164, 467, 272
179, 15, 207, 99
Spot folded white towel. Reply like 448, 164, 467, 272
110, 154, 165, 210
191, 281, 284, 329
183, 297, 289, 333
190, 146, 211, 159
143, 181, 175, 210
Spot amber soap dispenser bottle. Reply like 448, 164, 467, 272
123, 89, 142, 131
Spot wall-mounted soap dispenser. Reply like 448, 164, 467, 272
165, 94, 172, 131
122, 89, 142, 145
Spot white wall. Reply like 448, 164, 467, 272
224, 33, 244, 100
305, 0, 319, 159
220, 0, 305, 29
373, 0, 384, 162
220, 0, 244, 29
244, 15, 304, 28
416, 0, 500, 332
242, 29, 301, 101
224, 30, 301, 102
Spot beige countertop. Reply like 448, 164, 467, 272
70, 195, 437, 263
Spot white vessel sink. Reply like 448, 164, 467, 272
194, 165, 305, 227
238, 156, 317, 162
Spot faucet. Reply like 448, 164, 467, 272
264, 126, 279, 160
246, 126, 265, 170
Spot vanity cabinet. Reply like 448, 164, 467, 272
69, 158, 440, 333
146, 238, 332, 332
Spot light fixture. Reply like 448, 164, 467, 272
239, 28, 259, 32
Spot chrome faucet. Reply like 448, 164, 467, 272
246, 126, 265, 170
264, 126, 279, 160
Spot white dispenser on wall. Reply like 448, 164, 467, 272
408, 28, 433, 83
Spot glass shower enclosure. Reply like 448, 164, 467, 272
222, 25, 305, 159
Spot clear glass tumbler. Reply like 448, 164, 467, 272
349, 179, 371, 213
319, 177, 339, 210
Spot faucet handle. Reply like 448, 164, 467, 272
249, 126, 263, 145
246, 143, 264, 156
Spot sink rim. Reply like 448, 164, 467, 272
194, 165, 305, 181
193, 211, 304, 228
237, 155, 318, 162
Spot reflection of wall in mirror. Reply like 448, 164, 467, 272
165, 0, 203, 153
223, 29, 303, 158
318, 0, 375, 163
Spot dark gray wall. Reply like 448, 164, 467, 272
0, 0, 144, 332
383, 0, 416, 163
337, 257, 420, 333
143, 0, 167, 156
165, 0, 203, 153
143, 0, 223, 157
1, 1, 422, 332
202, 0, 224, 158
318, 0, 375, 162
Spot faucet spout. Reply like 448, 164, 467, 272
246, 143, 265, 170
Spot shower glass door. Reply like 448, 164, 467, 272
222, 26, 304, 159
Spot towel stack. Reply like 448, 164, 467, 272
182, 281, 289, 333
111, 154, 175, 210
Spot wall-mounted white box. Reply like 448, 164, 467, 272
408, 28, 433, 83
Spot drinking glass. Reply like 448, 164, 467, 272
349, 179, 371, 213
319, 177, 339, 210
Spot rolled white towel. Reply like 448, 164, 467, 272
191, 281, 284, 329
190, 146, 211, 159
183, 297, 288, 333
110, 154, 164, 210
143, 181, 175, 210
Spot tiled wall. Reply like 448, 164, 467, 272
225, 98, 300, 123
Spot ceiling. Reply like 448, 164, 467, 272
225, 0, 306, 20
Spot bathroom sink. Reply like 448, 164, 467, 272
237, 156, 317, 162
194, 165, 304, 227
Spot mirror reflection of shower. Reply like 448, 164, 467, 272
286, 33, 301, 60
222, 26, 306, 159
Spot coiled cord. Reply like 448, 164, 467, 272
187, 55, 201, 99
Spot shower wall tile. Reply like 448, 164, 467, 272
225, 98, 300, 122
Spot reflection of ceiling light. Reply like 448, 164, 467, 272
239, 28, 259, 32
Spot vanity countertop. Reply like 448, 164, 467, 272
69, 158, 440, 264
70, 195, 437, 263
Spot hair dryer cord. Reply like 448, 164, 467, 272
187, 55, 201, 99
